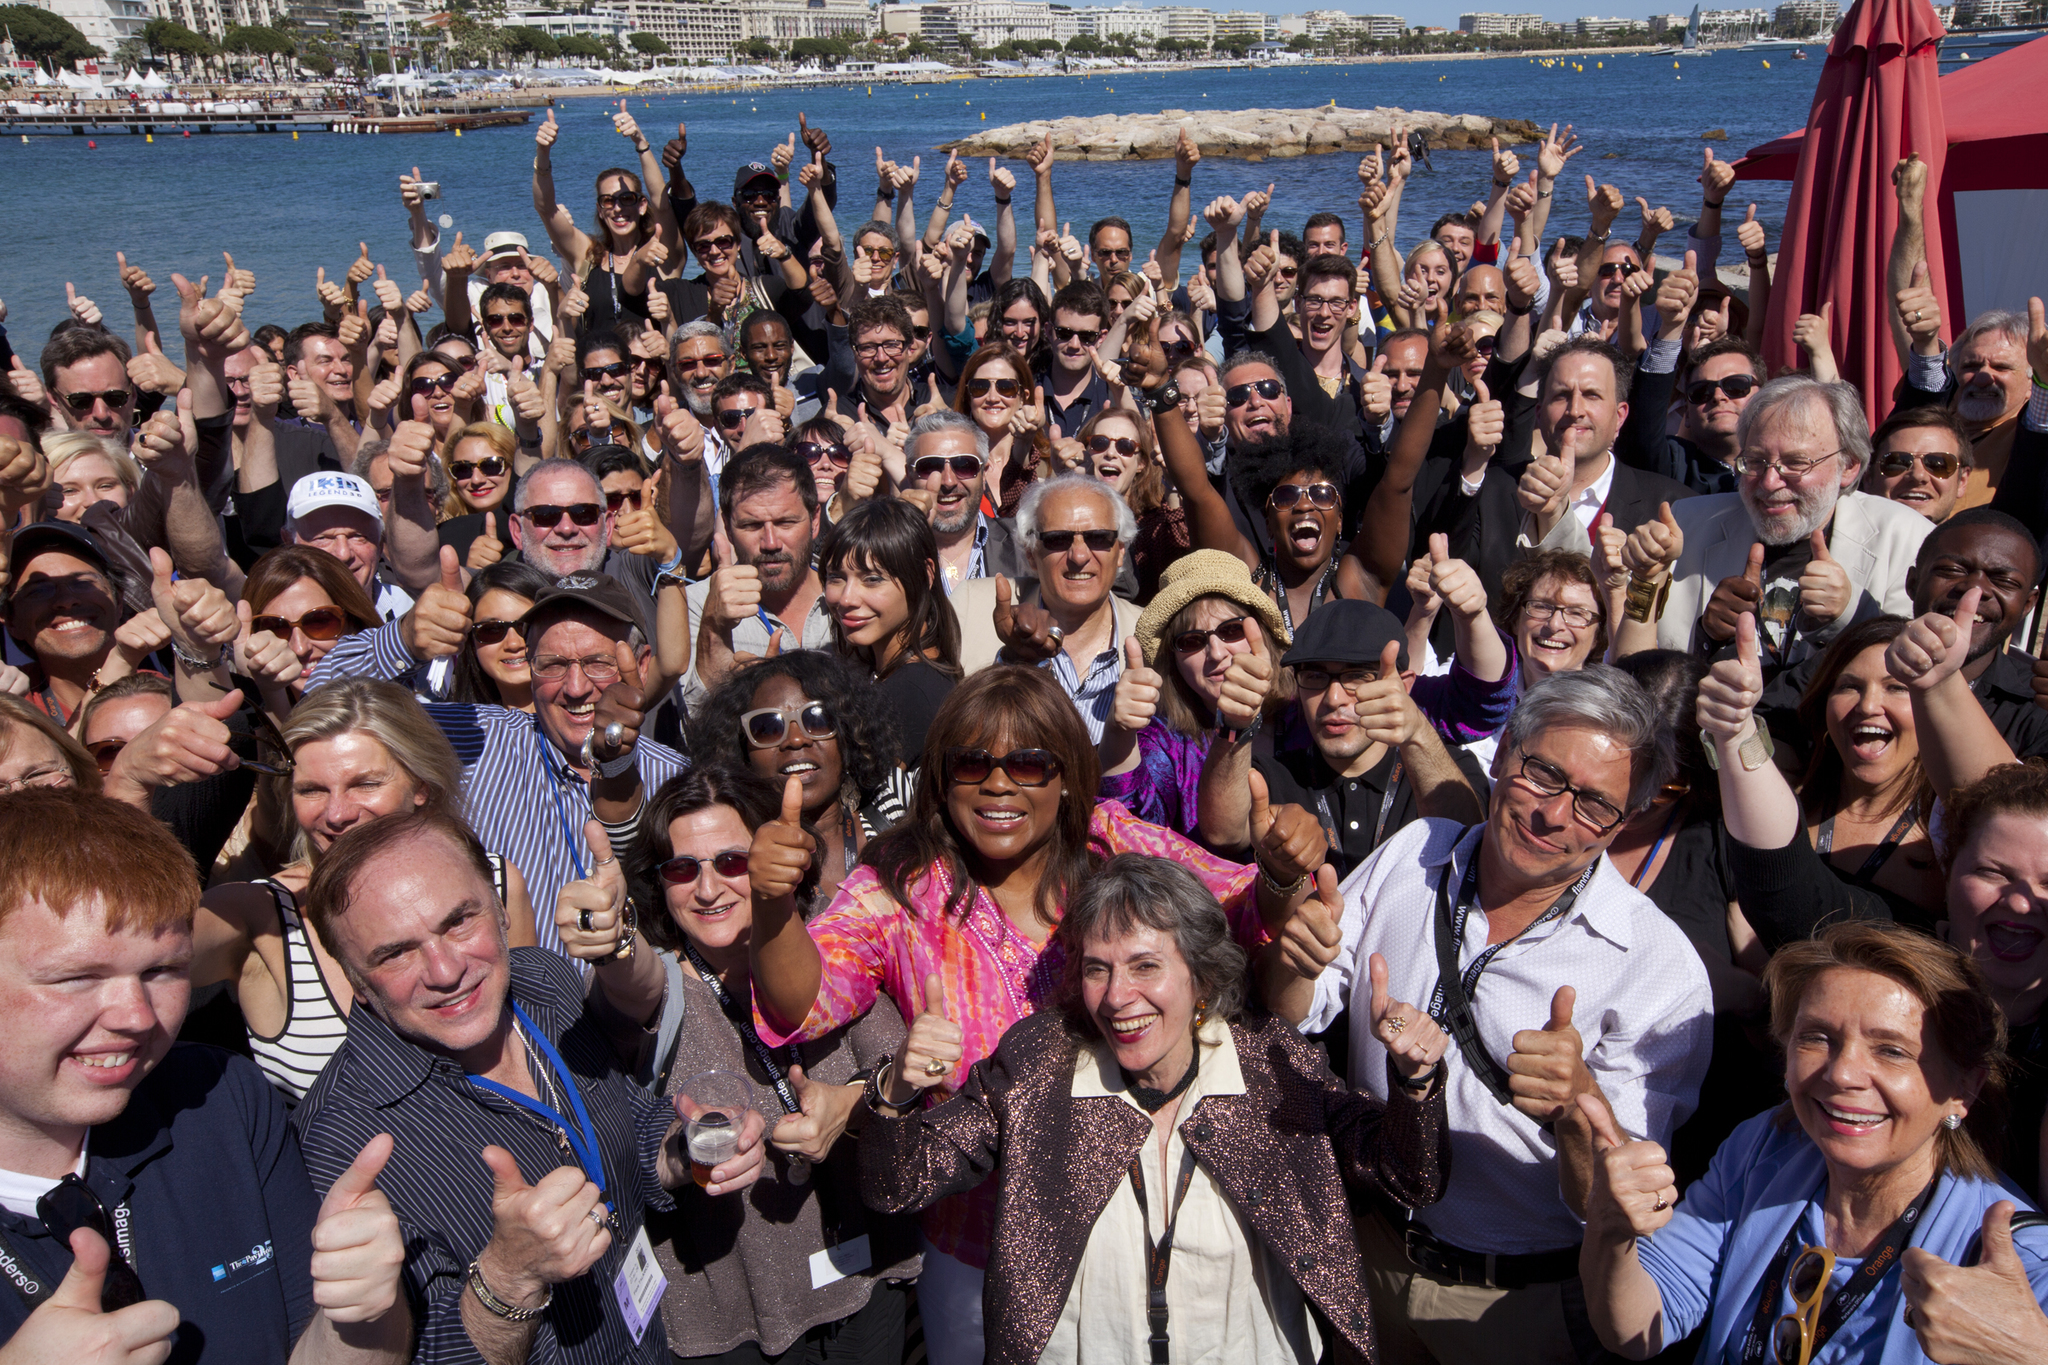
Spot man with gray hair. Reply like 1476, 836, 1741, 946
902, 410, 1027, 593
1653, 376, 1932, 665
1894, 302, 2036, 509
950, 472, 1140, 743
1286, 665, 1711, 1365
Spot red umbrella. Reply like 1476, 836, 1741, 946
1747, 0, 1948, 423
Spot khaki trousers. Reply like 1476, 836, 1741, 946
1356, 1207, 1582, 1365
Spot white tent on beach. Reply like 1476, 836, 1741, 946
138, 69, 169, 90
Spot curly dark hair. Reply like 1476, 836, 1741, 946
685, 652, 902, 816
1226, 422, 1360, 516
630, 762, 818, 952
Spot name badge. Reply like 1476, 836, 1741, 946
613, 1225, 667, 1345
808, 1234, 872, 1290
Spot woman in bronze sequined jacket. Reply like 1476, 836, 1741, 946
858, 853, 1453, 1365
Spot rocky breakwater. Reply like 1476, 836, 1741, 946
940, 105, 1543, 162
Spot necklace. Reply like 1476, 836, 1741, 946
1125, 1046, 1200, 1114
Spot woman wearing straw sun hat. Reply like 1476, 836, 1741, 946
1100, 550, 1292, 837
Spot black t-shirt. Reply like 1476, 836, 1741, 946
1248, 741, 1490, 878
877, 659, 957, 769
1637, 815, 1739, 966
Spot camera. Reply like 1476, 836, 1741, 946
416, 181, 441, 200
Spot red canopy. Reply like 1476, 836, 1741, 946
1728, 0, 1947, 422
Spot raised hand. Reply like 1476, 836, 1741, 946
1622, 501, 1684, 580
65, 281, 102, 327
1275, 864, 1345, 981
1579, 1093, 1677, 1241
590, 639, 646, 762
1887, 587, 1982, 693
1517, 438, 1571, 522
1111, 637, 1162, 734
1896, 260, 1944, 351
1697, 613, 1764, 741
1369, 952, 1448, 1081
1792, 302, 1839, 382
891, 973, 964, 1096
441, 231, 477, 277
406, 546, 472, 662
116, 249, 156, 304
1796, 529, 1850, 626
1734, 204, 1767, 262
798, 112, 829, 159
1214, 623, 1274, 732
1585, 175, 1624, 228
4, 355, 48, 410
1505, 985, 1593, 1122
0, 433, 52, 514
234, 600, 304, 697
1634, 196, 1674, 245
1901, 1200, 2048, 1362
132, 391, 193, 472
770, 132, 796, 175
127, 331, 185, 399
661, 121, 687, 171
1537, 122, 1579, 181
2031, 298, 2048, 394
1699, 147, 1736, 206
1465, 377, 1503, 458
1025, 128, 1055, 179
748, 775, 816, 902
309, 1132, 405, 1324
1653, 250, 1700, 336
477, 1144, 609, 1310
149, 546, 237, 656
556, 820, 630, 961
315, 264, 348, 313
656, 396, 705, 469
535, 105, 560, 153
105, 689, 246, 795
1249, 768, 1328, 909
770, 1064, 861, 1165
1426, 533, 1488, 623
1702, 542, 1765, 644
989, 156, 1015, 198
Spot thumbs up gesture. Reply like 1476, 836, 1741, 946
890, 973, 965, 1098
131, 393, 191, 471
748, 775, 817, 903
103, 688, 247, 800
1896, 258, 1944, 351
1351, 639, 1428, 750
1796, 529, 1850, 627
1697, 612, 1765, 743
467, 511, 507, 571
704, 556, 764, 637
1505, 985, 1594, 1121
590, 639, 647, 764
0, 432, 51, 514
1464, 377, 1504, 459
1888, 586, 1981, 694
404, 545, 472, 662
309, 1132, 406, 1324
991, 575, 1063, 664
770, 1064, 865, 1164
235, 600, 304, 697
1703, 541, 1766, 645
1900, 1199, 2048, 1361
2, 1227, 179, 1362
66, 280, 103, 327
4, 354, 49, 411
1578, 1093, 1677, 1242
1368, 952, 1447, 1083
1425, 533, 1488, 625
1249, 768, 1329, 926
1621, 500, 1684, 581
1111, 636, 1162, 735
1214, 622, 1275, 733
556, 820, 632, 962
477, 1144, 610, 1310
345, 241, 376, 288
1517, 433, 1572, 523
149, 546, 238, 658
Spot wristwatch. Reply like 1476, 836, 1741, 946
1623, 572, 1671, 624
1702, 718, 1775, 772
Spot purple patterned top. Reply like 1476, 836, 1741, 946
1098, 722, 1210, 837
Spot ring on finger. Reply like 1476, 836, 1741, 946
924, 1058, 949, 1076
1652, 1191, 1669, 1212
1384, 1013, 1409, 1036
579, 909, 594, 933
588, 1207, 607, 1226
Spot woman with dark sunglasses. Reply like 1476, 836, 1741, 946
532, 100, 679, 337
1075, 407, 1189, 601
368, 350, 477, 444
690, 652, 909, 906
558, 763, 922, 1362
793, 414, 854, 508
953, 342, 1050, 516
448, 559, 552, 711
239, 546, 379, 702
740, 665, 1329, 1365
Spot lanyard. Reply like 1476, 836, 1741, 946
680, 943, 803, 1116
468, 1002, 609, 1197
538, 727, 587, 881
1427, 841, 1597, 1021
1738, 1177, 1939, 1365
1127, 1143, 1201, 1365
1310, 759, 1404, 868
1816, 805, 1916, 886
1262, 557, 1336, 638
1629, 806, 1683, 890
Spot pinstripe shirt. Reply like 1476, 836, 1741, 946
415, 702, 689, 957
295, 948, 678, 1365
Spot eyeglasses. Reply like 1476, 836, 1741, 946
1523, 599, 1599, 629
409, 372, 458, 397
1054, 326, 1101, 346
223, 376, 253, 393
1094, 247, 1133, 262
597, 190, 646, 211
658, 849, 750, 885
570, 423, 632, 454
522, 503, 604, 528
530, 654, 621, 683
1162, 334, 1198, 361
1685, 373, 1760, 405
450, 456, 508, 481
38, 1174, 146, 1312
469, 618, 523, 646
87, 739, 128, 774
945, 746, 1063, 787
967, 376, 1021, 399
1087, 434, 1139, 456
857, 243, 897, 262
1733, 449, 1841, 480
1295, 665, 1376, 694
691, 234, 738, 254
1770, 1246, 1836, 1365
911, 325, 932, 341
251, 606, 349, 640
1036, 528, 1118, 554
913, 453, 983, 480
740, 701, 836, 749
59, 388, 133, 414
1471, 334, 1499, 358
1225, 378, 1284, 408
1298, 294, 1351, 316
853, 339, 906, 361
1596, 260, 1641, 280
1269, 482, 1338, 511
1173, 616, 1250, 654
1876, 449, 1963, 480
227, 722, 294, 777
605, 487, 646, 512
581, 361, 631, 382
714, 405, 761, 431
673, 353, 727, 372
1513, 754, 1627, 833
0, 765, 75, 795
799, 441, 850, 468
483, 311, 530, 328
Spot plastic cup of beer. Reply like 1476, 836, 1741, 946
675, 1069, 757, 1191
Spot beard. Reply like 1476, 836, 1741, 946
1741, 477, 1840, 546
1957, 388, 2011, 424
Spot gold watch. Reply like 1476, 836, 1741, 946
1703, 719, 1775, 772
1623, 572, 1671, 624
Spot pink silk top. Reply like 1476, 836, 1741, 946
753, 799, 1267, 1268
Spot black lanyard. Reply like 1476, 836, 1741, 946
681, 943, 802, 1116
1261, 557, 1337, 637
1738, 1177, 1939, 1365
1816, 805, 1916, 886
1311, 759, 1404, 865
1426, 845, 1597, 1020
1128, 1143, 1201, 1365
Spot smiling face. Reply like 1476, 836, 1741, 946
853, 323, 910, 400
5, 550, 118, 665
741, 315, 795, 386
1295, 275, 1353, 357
1948, 810, 2048, 1007
1084, 413, 1145, 495
944, 727, 1064, 871
1031, 485, 1122, 618
0, 725, 74, 794
262, 575, 347, 673
1487, 725, 1635, 887
1870, 426, 1969, 524
670, 336, 730, 417
510, 465, 610, 577
530, 613, 635, 760
663, 805, 755, 954
50, 353, 136, 438
1172, 597, 1260, 711
1082, 923, 1198, 1087
408, 358, 459, 432
0, 895, 190, 1144
450, 436, 513, 514
915, 427, 987, 537
290, 730, 429, 855
1516, 574, 1601, 683
1381, 334, 1430, 421
1909, 524, 2038, 665
1785, 967, 1969, 1187
1453, 265, 1505, 316
728, 477, 814, 594
55, 451, 128, 522
1952, 331, 2028, 426
470, 588, 533, 693
1407, 247, 1453, 314
824, 551, 913, 654
596, 172, 645, 244
742, 673, 845, 814
1222, 362, 1291, 445
1823, 643, 1918, 790
292, 506, 381, 591
1051, 308, 1102, 376
966, 357, 1024, 435
1684, 352, 1759, 444
1303, 220, 1347, 258
295, 334, 357, 406
1593, 243, 1641, 314
998, 299, 1041, 355
1738, 398, 1854, 547
1265, 466, 1340, 575
1541, 352, 1627, 467
580, 346, 630, 409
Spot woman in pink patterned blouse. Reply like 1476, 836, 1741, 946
743, 664, 1340, 1365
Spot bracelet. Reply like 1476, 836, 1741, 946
1623, 572, 1671, 624
1703, 197, 1725, 209
1536, 188, 1553, 199
1493, 178, 1512, 189
1396, 1060, 1444, 1093
1257, 863, 1309, 899
467, 1260, 550, 1321
993, 196, 1011, 206
603, 896, 639, 962
864, 1059, 914, 1116
1175, 176, 1192, 188
170, 639, 230, 671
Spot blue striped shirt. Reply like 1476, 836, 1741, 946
295, 948, 678, 1365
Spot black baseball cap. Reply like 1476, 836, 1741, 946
519, 571, 651, 642
1279, 599, 1408, 674
733, 162, 779, 194
8, 521, 114, 580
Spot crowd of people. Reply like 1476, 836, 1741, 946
0, 97, 2046, 1365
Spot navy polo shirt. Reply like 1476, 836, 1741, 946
0, 1045, 320, 1363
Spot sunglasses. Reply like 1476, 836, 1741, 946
1875, 449, 1963, 479
581, 361, 631, 381
570, 423, 632, 453
228, 724, 294, 777
1172, 615, 1249, 654
87, 738, 127, 774
799, 441, 851, 468
59, 388, 133, 414
523, 502, 604, 527
470, 618, 523, 646
658, 849, 750, 885
450, 456, 508, 480
913, 453, 983, 479
435, 349, 480, 371
409, 372, 458, 397
605, 488, 646, 512
1086, 435, 1139, 456
1054, 326, 1102, 345
1036, 528, 1118, 554
484, 312, 530, 328
715, 405, 761, 431
597, 190, 646, 211
692, 234, 738, 254
740, 701, 836, 748
945, 746, 1063, 787
1225, 377, 1284, 408
1270, 482, 1339, 510
38, 1174, 146, 1312
1596, 260, 1641, 280
911, 325, 932, 341
858, 244, 897, 261
674, 354, 728, 372
967, 376, 1021, 399
1163, 334, 1198, 361
251, 606, 348, 641
1771, 1246, 1835, 1365
1472, 334, 1498, 358
1686, 372, 1760, 405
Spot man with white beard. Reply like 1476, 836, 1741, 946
1650, 377, 1933, 673
667, 320, 733, 483
1895, 309, 2034, 512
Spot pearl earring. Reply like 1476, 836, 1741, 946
1944, 1113, 1962, 1130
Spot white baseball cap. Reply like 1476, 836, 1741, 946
481, 230, 530, 260
287, 472, 382, 527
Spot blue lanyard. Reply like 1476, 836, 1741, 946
538, 727, 587, 881
468, 1002, 608, 1194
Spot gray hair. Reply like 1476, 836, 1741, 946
511, 458, 601, 515
903, 409, 989, 467
1016, 471, 1137, 550
1499, 665, 1676, 814
1735, 375, 1872, 479
1951, 308, 2028, 358
1055, 853, 1248, 1036
351, 436, 451, 510
1219, 349, 1289, 395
